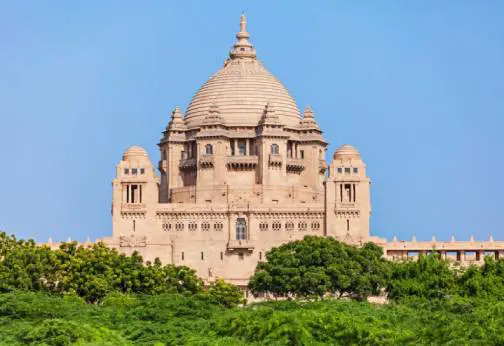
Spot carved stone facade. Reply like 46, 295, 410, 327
97, 15, 377, 286
42, 15, 499, 286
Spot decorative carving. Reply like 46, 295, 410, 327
119, 235, 147, 248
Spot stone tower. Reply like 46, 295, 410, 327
325, 145, 371, 243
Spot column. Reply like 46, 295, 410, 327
234, 140, 238, 156
123, 184, 127, 203
245, 139, 249, 156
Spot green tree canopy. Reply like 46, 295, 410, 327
0, 232, 204, 303
386, 253, 457, 301
248, 236, 390, 300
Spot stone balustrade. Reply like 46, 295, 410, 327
226, 155, 259, 169
268, 154, 283, 166
179, 158, 197, 170
286, 158, 305, 171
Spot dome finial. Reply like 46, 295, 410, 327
230, 13, 256, 59
240, 13, 247, 33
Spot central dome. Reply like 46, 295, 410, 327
184, 15, 301, 128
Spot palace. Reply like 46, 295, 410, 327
45, 15, 504, 286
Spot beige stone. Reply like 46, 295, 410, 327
40, 15, 499, 285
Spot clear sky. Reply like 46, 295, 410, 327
1, 1, 503, 243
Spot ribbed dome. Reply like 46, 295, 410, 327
184, 15, 301, 128
333, 144, 361, 160
122, 146, 149, 161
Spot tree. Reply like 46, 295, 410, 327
0, 233, 205, 303
386, 253, 456, 301
207, 279, 244, 308
248, 236, 390, 300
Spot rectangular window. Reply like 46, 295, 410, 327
220, 252, 223, 261
238, 252, 244, 260
181, 151, 185, 159
259, 252, 262, 260
353, 167, 358, 174
344, 184, 351, 202
140, 168, 145, 174
249, 141, 255, 155
300, 150, 304, 159
201, 252, 204, 260
238, 140, 246, 156
124, 168, 129, 175
337, 167, 342, 173
236, 218, 247, 240
181, 252, 185, 261
344, 168, 351, 174
132, 168, 138, 175
130, 184, 138, 203
230, 140, 235, 155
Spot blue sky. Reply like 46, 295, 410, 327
1, 1, 503, 242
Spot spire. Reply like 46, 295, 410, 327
304, 106, 314, 119
203, 102, 224, 125
300, 106, 320, 130
230, 14, 256, 59
259, 102, 280, 125
240, 13, 247, 32
167, 106, 186, 131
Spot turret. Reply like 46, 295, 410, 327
325, 144, 371, 242
112, 146, 159, 237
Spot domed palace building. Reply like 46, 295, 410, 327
94, 15, 504, 286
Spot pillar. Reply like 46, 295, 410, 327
245, 140, 249, 156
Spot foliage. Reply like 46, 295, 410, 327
207, 278, 245, 308
248, 236, 390, 300
2, 291, 504, 345
0, 232, 203, 303
386, 253, 457, 301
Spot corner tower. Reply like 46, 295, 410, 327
325, 145, 371, 243
111, 146, 159, 238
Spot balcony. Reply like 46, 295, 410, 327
268, 154, 283, 167
199, 155, 215, 168
319, 159, 327, 173
121, 203, 147, 213
179, 158, 196, 170
335, 202, 359, 209
226, 155, 258, 169
227, 239, 255, 251
286, 158, 305, 171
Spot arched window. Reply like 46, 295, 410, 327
236, 218, 247, 240
205, 144, 213, 155
271, 143, 279, 154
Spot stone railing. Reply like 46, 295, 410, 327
179, 158, 197, 170
268, 154, 283, 167
286, 158, 305, 171
226, 155, 258, 169
384, 238, 504, 264
319, 159, 327, 173
199, 155, 215, 168
227, 239, 255, 251
335, 202, 360, 209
